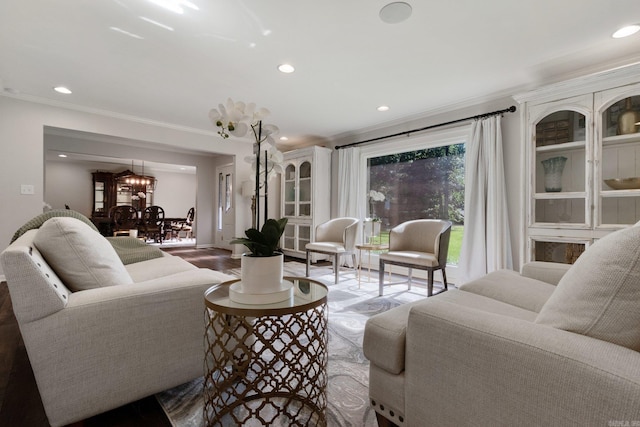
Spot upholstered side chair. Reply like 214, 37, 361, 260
379, 219, 452, 296
306, 217, 360, 284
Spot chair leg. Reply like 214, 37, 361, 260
334, 254, 339, 284
442, 268, 448, 291
306, 250, 311, 277
427, 269, 434, 297
407, 267, 412, 290
378, 259, 385, 296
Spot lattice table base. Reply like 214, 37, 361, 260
204, 301, 328, 426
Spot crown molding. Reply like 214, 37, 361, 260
513, 61, 640, 105
0, 91, 219, 137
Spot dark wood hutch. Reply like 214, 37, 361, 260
92, 170, 157, 218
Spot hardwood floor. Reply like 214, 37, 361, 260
0, 247, 240, 427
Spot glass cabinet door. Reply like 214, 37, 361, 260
94, 181, 105, 215
532, 108, 589, 226
598, 93, 640, 227
298, 161, 312, 217
530, 237, 588, 264
284, 164, 296, 217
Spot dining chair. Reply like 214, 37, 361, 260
142, 205, 165, 243
305, 217, 360, 284
110, 205, 140, 237
171, 207, 195, 240
378, 219, 452, 296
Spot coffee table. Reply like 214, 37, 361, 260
203, 277, 328, 426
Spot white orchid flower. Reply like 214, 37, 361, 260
369, 190, 385, 201
245, 144, 284, 183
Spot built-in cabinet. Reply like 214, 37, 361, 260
516, 64, 640, 265
280, 146, 331, 259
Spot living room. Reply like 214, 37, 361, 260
2, 1, 640, 426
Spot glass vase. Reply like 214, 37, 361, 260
541, 156, 567, 192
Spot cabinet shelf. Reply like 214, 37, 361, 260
534, 191, 586, 199
535, 140, 586, 153
602, 133, 640, 148
601, 189, 640, 198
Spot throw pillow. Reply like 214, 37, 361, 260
535, 225, 640, 351
34, 217, 133, 292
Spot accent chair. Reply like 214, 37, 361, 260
306, 217, 359, 284
378, 219, 451, 296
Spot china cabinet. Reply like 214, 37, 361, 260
280, 146, 331, 259
91, 170, 156, 218
515, 63, 640, 265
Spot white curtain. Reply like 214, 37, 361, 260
337, 146, 362, 266
337, 146, 363, 218
459, 115, 512, 283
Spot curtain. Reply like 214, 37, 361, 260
459, 115, 512, 282
337, 147, 362, 266
337, 146, 362, 218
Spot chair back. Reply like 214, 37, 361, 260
316, 217, 360, 250
186, 207, 195, 224
143, 205, 165, 226
111, 205, 139, 231
389, 219, 452, 265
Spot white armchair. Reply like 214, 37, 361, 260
305, 217, 360, 283
379, 219, 452, 296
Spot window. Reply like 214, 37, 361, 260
362, 129, 467, 264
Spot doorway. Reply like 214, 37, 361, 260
215, 163, 234, 250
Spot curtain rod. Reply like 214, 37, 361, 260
335, 105, 517, 150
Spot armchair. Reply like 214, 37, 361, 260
379, 219, 451, 296
305, 217, 359, 283
364, 224, 640, 426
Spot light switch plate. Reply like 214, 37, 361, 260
20, 184, 35, 195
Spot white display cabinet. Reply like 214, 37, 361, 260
280, 146, 332, 259
515, 64, 640, 266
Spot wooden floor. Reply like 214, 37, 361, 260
0, 246, 240, 427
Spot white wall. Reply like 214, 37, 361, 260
44, 161, 94, 214
151, 170, 196, 218
0, 95, 256, 277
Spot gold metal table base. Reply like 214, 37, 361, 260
204, 278, 328, 426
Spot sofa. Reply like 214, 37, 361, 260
364, 224, 640, 426
1, 216, 235, 427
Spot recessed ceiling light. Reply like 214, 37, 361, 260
377, 105, 390, 112
53, 86, 72, 94
280, 136, 289, 141
58, 154, 68, 158
380, 2, 412, 24
613, 24, 640, 38
278, 64, 295, 73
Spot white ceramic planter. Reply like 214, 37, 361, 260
240, 252, 284, 293
230, 252, 293, 304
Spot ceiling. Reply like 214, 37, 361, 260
2, 0, 640, 149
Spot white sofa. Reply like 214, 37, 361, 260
364, 224, 640, 426
1, 216, 234, 426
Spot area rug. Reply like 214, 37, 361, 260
156, 261, 443, 427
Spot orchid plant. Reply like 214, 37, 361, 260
209, 98, 284, 233
368, 189, 386, 222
